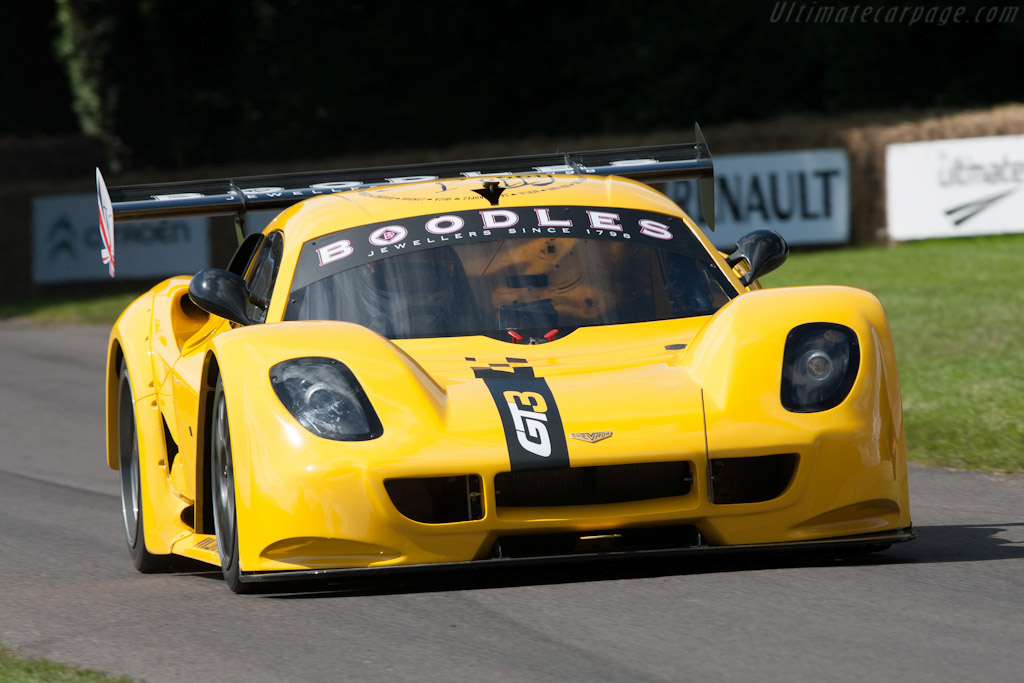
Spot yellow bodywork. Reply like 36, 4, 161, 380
105, 174, 910, 575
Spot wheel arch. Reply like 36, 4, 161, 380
106, 293, 157, 470
684, 285, 901, 418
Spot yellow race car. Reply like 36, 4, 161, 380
99, 131, 912, 592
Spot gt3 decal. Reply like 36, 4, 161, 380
504, 391, 551, 457
474, 365, 569, 471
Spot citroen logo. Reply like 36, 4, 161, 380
570, 431, 612, 443
47, 216, 78, 263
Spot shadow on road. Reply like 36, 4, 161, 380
899, 522, 1024, 563
255, 553, 890, 600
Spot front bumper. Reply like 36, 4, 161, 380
234, 414, 911, 574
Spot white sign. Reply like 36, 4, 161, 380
32, 193, 211, 284
665, 149, 850, 248
887, 135, 1024, 240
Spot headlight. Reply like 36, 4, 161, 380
270, 357, 382, 441
781, 323, 859, 413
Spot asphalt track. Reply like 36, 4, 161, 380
1, 321, 1022, 683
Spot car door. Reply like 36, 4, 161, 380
166, 232, 285, 500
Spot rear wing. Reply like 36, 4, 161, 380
96, 124, 714, 277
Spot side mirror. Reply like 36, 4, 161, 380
725, 230, 789, 286
188, 268, 252, 326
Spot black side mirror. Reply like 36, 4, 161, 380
188, 268, 252, 326
725, 230, 789, 286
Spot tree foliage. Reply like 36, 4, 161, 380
54, 0, 126, 168
11, 0, 1024, 169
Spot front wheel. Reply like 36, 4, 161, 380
210, 377, 251, 593
117, 362, 170, 573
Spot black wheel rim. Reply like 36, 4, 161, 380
118, 374, 141, 548
212, 390, 236, 567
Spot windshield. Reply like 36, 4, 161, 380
284, 206, 736, 340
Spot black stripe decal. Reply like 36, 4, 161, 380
475, 365, 569, 471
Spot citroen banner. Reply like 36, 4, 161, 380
32, 193, 210, 284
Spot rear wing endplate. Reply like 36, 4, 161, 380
96, 124, 714, 277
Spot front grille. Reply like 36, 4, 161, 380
385, 475, 483, 523
710, 453, 798, 504
495, 462, 692, 508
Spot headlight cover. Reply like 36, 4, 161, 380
781, 323, 859, 413
270, 357, 382, 441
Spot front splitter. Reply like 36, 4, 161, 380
238, 527, 915, 585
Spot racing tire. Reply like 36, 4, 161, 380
211, 377, 252, 594
117, 362, 171, 573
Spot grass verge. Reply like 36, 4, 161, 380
763, 233, 1024, 472
0, 646, 134, 682
0, 291, 142, 326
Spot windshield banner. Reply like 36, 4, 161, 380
291, 205, 707, 292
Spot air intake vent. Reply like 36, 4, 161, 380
385, 475, 483, 523
495, 462, 692, 508
711, 453, 798, 504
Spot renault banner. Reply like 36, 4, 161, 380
666, 149, 850, 248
